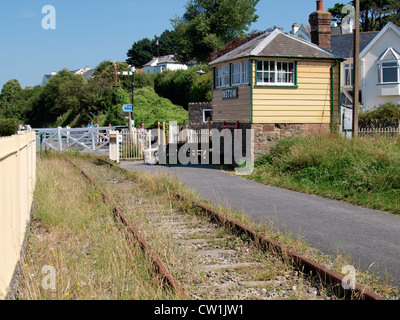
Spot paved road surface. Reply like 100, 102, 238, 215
120, 161, 400, 287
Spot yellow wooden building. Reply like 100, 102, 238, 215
208, 27, 344, 154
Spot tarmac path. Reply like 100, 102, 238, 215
120, 161, 400, 287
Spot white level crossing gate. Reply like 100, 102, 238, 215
34, 126, 115, 153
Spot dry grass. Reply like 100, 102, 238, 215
17, 153, 399, 300
16, 155, 180, 300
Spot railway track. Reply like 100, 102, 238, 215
65, 155, 385, 300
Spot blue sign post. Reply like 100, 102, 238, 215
122, 104, 133, 112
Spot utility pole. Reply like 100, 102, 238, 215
117, 64, 135, 136
129, 65, 135, 136
352, 0, 360, 138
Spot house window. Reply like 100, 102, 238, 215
215, 65, 230, 88
203, 109, 212, 122
344, 64, 353, 86
256, 61, 295, 85
231, 61, 249, 86
378, 61, 400, 84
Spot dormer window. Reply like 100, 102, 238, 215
377, 48, 400, 84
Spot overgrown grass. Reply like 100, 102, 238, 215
18, 152, 399, 299
17, 154, 180, 300
247, 134, 400, 215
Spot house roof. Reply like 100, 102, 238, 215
143, 57, 158, 67
143, 55, 179, 67
83, 69, 95, 80
360, 22, 400, 58
158, 55, 177, 64
209, 28, 343, 66
378, 47, 400, 61
330, 32, 379, 58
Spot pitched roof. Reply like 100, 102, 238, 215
157, 55, 177, 64
209, 28, 342, 66
378, 47, 400, 61
143, 55, 180, 67
83, 69, 95, 80
330, 32, 379, 58
143, 57, 158, 67
360, 22, 400, 58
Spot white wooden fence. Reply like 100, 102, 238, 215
0, 131, 36, 298
33, 126, 116, 153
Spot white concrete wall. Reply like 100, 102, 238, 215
362, 28, 400, 111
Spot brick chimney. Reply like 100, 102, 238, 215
309, 0, 332, 51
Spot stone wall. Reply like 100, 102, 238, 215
252, 123, 330, 155
188, 102, 212, 127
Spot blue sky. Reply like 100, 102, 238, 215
0, 0, 342, 90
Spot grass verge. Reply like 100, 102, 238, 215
246, 134, 400, 215
16, 153, 180, 300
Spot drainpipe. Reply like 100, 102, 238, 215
330, 60, 339, 132
361, 59, 366, 112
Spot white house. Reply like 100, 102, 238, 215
359, 22, 400, 110
292, 0, 400, 112
143, 55, 188, 74
41, 66, 93, 86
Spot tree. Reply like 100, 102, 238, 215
328, 3, 347, 24
126, 38, 156, 68
126, 30, 178, 68
154, 67, 212, 108
171, 0, 260, 63
329, 1, 396, 31
0, 79, 23, 104
387, 0, 400, 25
0, 79, 24, 120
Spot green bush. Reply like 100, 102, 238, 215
0, 118, 19, 137
133, 87, 188, 129
359, 102, 400, 127
154, 67, 212, 108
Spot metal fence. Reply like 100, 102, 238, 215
0, 131, 36, 298
119, 130, 150, 160
359, 127, 400, 137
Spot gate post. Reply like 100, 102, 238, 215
109, 130, 119, 163
57, 126, 62, 152
91, 127, 96, 151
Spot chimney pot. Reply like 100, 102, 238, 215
309, 0, 332, 51
317, 0, 324, 11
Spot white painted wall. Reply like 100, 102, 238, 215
361, 27, 400, 111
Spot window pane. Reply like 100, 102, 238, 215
242, 62, 249, 84
383, 68, 398, 82
257, 61, 263, 71
382, 62, 398, 68
269, 61, 274, 70
231, 63, 241, 85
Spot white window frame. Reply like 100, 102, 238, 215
256, 61, 295, 86
215, 65, 230, 89
344, 63, 354, 87
202, 109, 212, 123
377, 60, 400, 84
231, 61, 249, 86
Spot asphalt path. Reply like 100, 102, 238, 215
120, 161, 400, 287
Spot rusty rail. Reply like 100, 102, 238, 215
175, 193, 385, 301
64, 156, 187, 299
95, 156, 385, 300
